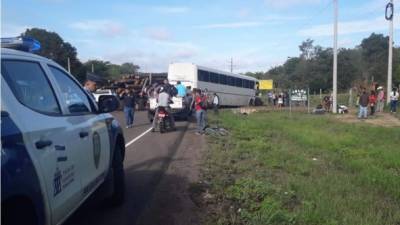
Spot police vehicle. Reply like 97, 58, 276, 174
1, 37, 126, 225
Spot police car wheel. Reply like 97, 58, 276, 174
2, 198, 38, 225
249, 99, 254, 106
109, 144, 125, 206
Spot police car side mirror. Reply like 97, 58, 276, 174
98, 95, 119, 113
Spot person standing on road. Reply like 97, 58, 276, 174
120, 88, 136, 128
272, 92, 277, 107
175, 81, 186, 97
212, 93, 219, 114
195, 89, 207, 135
267, 91, 273, 105
358, 89, 369, 119
368, 90, 377, 116
277, 94, 283, 109
186, 86, 193, 110
390, 87, 399, 113
376, 87, 385, 112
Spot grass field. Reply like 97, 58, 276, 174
201, 111, 400, 225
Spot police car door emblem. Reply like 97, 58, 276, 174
93, 132, 101, 169
53, 167, 62, 196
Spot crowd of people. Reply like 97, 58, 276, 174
84, 77, 218, 134
266, 91, 289, 108
356, 86, 398, 119
146, 79, 219, 135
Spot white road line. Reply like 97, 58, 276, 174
125, 127, 153, 148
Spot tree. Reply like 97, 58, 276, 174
22, 28, 86, 82
360, 33, 388, 83
120, 63, 140, 74
244, 72, 265, 79
393, 48, 400, 87
84, 60, 111, 78
337, 48, 360, 90
299, 39, 315, 60
258, 33, 400, 93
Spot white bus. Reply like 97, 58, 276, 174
168, 63, 259, 106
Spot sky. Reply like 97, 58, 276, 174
1, 0, 400, 73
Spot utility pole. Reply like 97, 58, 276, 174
67, 57, 71, 73
91, 63, 94, 73
386, 0, 394, 104
332, 0, 338, 114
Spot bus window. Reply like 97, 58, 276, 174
235, 78, 242, 87
198, 70, 210, 82
219, 74, 227, 85
251, 81, 256, 89
243, 80, 250, 89
210, 72, 219, 83
227, 76, 235, 86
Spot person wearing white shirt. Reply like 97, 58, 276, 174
212, 93, 219, 114
390, 88, 399, 113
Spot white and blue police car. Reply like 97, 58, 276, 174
1, 37, 126, 225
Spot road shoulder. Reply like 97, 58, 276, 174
136, 122, 205, 225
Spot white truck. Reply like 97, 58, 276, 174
147, 95, 191, 122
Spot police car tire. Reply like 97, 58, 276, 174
2, 198, 38, 225
249, 99, 254, 106
110, 144, 125, 206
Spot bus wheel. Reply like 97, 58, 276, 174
249, 99, 254, 106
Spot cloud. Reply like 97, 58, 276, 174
237, 8, 250, 18
145, 27, 172, 41
1, 24, 31, 37
153, 6, 189, 14
264, 0, 322, 9
70, 20, 124, 37
195, 21, 264, 29
298, 16, 400, 37
101, 41, 199, 72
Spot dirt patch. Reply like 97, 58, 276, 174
334, 112, 400, 127
135, 123, 206, 225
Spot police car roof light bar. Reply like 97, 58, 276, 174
1, 37, 41, 52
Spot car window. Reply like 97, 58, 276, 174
48, 66, 91, 114
1, 60, 61, 114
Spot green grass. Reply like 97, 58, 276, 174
201, 111, 400, 225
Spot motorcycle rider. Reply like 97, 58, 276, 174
152, 86, 176, 131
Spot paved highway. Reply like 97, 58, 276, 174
65, 110, 190, 225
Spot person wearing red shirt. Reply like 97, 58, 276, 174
369, 90, 377, 116
194, 89, 207, 134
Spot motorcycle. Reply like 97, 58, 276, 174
155, 106, 175, 133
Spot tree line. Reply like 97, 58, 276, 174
21, 28, 399, 91
22, 28, 140, 82
245, 33, 400, 93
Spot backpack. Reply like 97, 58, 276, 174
170, 86, 178, 97
164, 84, 177, 97
198, 96, 208, 109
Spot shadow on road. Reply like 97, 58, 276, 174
64, 122, 190, 225
65, 171, 193, 225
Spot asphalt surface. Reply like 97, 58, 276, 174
65, 110, 189, 225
